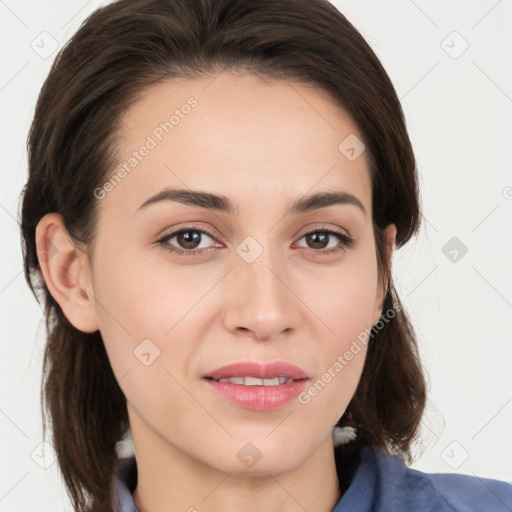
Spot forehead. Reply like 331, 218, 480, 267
104, 71, 372, 218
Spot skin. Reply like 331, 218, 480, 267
36, 70, 396, 512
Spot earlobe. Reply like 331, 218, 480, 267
372, 223, 397, 325
385, 223, 397, 269
35, 213, 99, 333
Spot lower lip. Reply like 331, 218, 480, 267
204, 378, 308, 411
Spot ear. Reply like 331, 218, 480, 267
35, 213, 99, 333
371, 223, 397, 326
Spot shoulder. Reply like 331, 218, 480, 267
373, 446, 512, 512
423, 468, 512, 512
334, 443, 512, 512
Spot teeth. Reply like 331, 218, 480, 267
217, 376, 291, 386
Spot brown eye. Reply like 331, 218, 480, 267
296, 228, 355, 253
158, 228, 218, 255
304, 231, 330, 250
174, 230, 204, 250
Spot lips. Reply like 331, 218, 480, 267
204, 361, 309, 381
203, 361, 309, 411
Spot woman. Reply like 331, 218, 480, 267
19, 0, 512, 511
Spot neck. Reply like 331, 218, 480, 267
131, 428, 342, 512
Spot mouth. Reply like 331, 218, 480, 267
202, 361, 309, 411
205, 376, 295, 386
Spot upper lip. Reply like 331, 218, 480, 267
204, 361, 309, 380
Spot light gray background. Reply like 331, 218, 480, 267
1, 1, 511, 510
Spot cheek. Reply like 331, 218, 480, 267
295, 252, 377, 408
90, 241, 212, 394
302, 251, 379, 344
90, 256, 195, 424
89, 244, 167, 376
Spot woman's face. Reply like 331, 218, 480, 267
87, 71, 395, 474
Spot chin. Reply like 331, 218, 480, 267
215, 454, 305, 477
202, 435, 314, 476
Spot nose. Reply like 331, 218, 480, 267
222, 247, 302, 341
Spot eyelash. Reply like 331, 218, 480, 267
156, 225, 355, 257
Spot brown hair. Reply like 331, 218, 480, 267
19, 0, 426, 510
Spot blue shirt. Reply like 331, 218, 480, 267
113, 443, 512, 511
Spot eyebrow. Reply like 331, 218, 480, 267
137, 187, 366, 217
